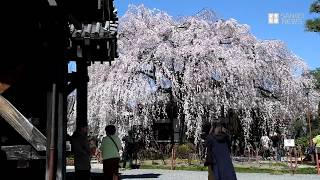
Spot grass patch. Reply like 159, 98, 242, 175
270, 170, 284, 175
235, 167, 275, 173
139, 164, 317, 174
295, 168, 317, 174
140, 164, 208, 171
175, 165, 208, 171
140, 164, 170, 170
138, 158, 317, 174
270, 162, 288, 167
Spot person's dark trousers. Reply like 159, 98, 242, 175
75, 170, 91, 180
103, 158, 120, 180
122, 153, 133, 168
314, 153, 320, 163
122, 153, 127, 168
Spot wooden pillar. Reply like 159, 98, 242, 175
56, 62, 67, 180
46, 83, 57, 180
46, 61, 68, 180
76, 60, 89, 128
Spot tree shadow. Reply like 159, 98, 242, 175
121, 173, 161, 179
67, 172, 161, 180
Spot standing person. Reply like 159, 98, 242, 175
204, 125, 215, 180
312, 134, 320, 162
313, 134, 320, 149
260, 133, 271, 160
100, 125, 122, 180
71, 126, 91, 180
89, 136, 98, 160
270, 132, 281, 161
205, 122, 237, 180
122, 130, 134, 169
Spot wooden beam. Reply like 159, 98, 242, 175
0, 82, 10, 94
0, 64, 25, 94
1, 145, 45, 160
76, 60, 89, 128
0, 95, 46, 151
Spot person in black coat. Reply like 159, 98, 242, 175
71, 126, 91, 180
205, 123, 237, 180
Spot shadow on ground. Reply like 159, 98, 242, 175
121, 173, 161, 179
66, 172, 161, 180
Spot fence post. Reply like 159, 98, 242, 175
171, 144, 176, 170
289, 147, 293, 175
316, 147, 320, 175
294, 148, 297, 174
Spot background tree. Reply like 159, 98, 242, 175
305, 0, 320, 32
311, 68, 320, 89
311, 68, 320, 135
305, 0, 320, 143
68, 5, 320, 145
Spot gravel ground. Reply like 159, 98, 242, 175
67, 165, 320, 180
120, 169, 320, 180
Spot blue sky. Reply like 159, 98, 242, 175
115, 0, 320, 70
